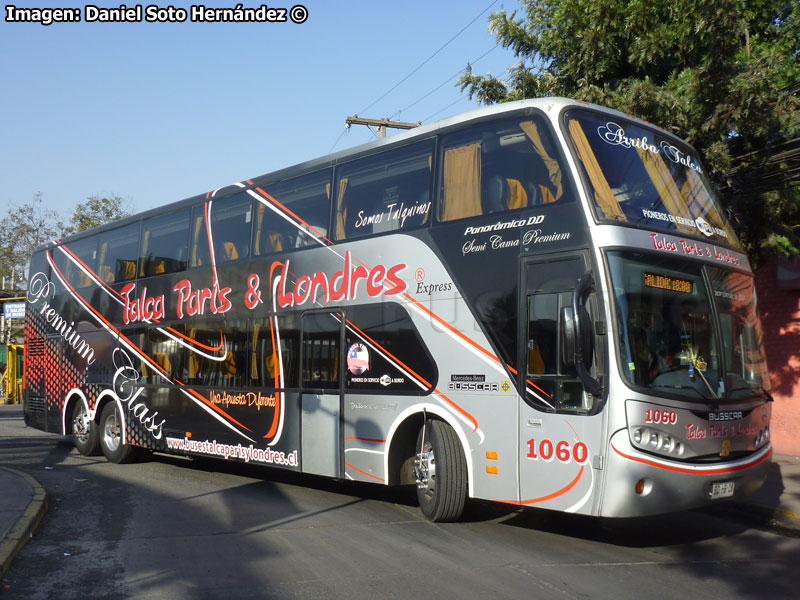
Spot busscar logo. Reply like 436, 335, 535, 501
449, 373, 499, 392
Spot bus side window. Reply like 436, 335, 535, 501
139, 209, 190, 277
97, 222, 140, 284
147, 325, 186, 384
251, 169, 332, 257
439, 116, 569, 223
252, 314, 300, 388
190, 194, 253, 268
61, 236, 97, 289
334, 140, 434, 240
301, 312, 341, 390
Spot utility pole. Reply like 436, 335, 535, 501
345, 115, 421, 139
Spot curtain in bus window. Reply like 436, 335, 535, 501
98, 222, 140, 284
441, 142, 481, 221
252, 319, 278, 387
504, 179, 528, 210
190, 212, 207, 267
189, 195, 252, 267
185, 320, 243, 387
567, 119, 627, 221
212, 194, 252, 264
251, 169, 332, 255
139, 210, 190, 277
334, 141, 433, 240
251, 315, 300, 388
635, 147, 695, 235
519, 120, 563, 203
98, 243, 114, 283
146, 325, 186, 384
683, 169, 736, 240
120, 328, 149, 381
252, 204, 284, 257
62, 237, 97, 290
251, 321, 261, 380
336, 178, 348, 240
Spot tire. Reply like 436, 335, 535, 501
71, 401, 100, 456
414, 419, 467, 522
99, 403, 140, 464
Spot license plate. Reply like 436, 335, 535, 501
710, 481, 735, 499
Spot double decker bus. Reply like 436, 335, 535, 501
24, 98, 772, 521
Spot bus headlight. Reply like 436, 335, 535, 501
630, 427, 683, 458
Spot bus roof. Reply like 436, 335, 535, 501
37, 97, 682, 251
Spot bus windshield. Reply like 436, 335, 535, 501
607, 252, 770, 403
565, 109, 737, 245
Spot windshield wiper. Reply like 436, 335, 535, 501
650, 384, 719, 410
726, 385, 774, 403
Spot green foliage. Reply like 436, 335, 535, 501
0, 192, 60, 291
0, 192, 133, 291
63, 194, 133, 235
459, 0, 800, 261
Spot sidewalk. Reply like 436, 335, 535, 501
0, 467, 47, 580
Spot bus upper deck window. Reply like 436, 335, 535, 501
334, 141, 434, 241
139, 209, 190, 277
251, 169, 333, 256
438, 117, 568, 223
97, 222, 140, 284
190, 193, 253, 268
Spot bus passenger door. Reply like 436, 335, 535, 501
300, 311, 343, 478
518, 253, 600, 512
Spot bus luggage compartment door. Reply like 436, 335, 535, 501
301, 393, 341, 478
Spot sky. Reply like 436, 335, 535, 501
0, 0, 524, 222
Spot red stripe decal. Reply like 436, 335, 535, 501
345, 462, 385, 482
611, 442, 773, 475
502, 466, 585, 506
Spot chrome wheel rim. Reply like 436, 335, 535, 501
414, 441, 436, 497
103, 409, 121, 452
72, 406, 90, 444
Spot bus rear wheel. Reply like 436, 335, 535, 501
99, 403, 140, 464
71, 401, 100, 456
414, 419, 467, 522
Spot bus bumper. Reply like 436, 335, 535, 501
600, 429, 772, 518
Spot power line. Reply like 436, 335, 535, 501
420, 61, 516, 124
328, 127, 349, 154
391, 44, 500, 120
359, 0, 499, 115
422, 97, 470, 123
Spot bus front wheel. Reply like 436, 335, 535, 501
71, 401, 100, 456
414, 419, 467, 522
99, 403, 140, 464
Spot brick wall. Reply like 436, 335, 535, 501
754, 257, 800, 456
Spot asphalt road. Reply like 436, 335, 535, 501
1, 403, 799, 600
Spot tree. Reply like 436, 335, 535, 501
459, 0, 800, 260
0, 192, 61, 292
63, 193, 133, 235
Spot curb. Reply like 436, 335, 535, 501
0, 467, 48, 579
